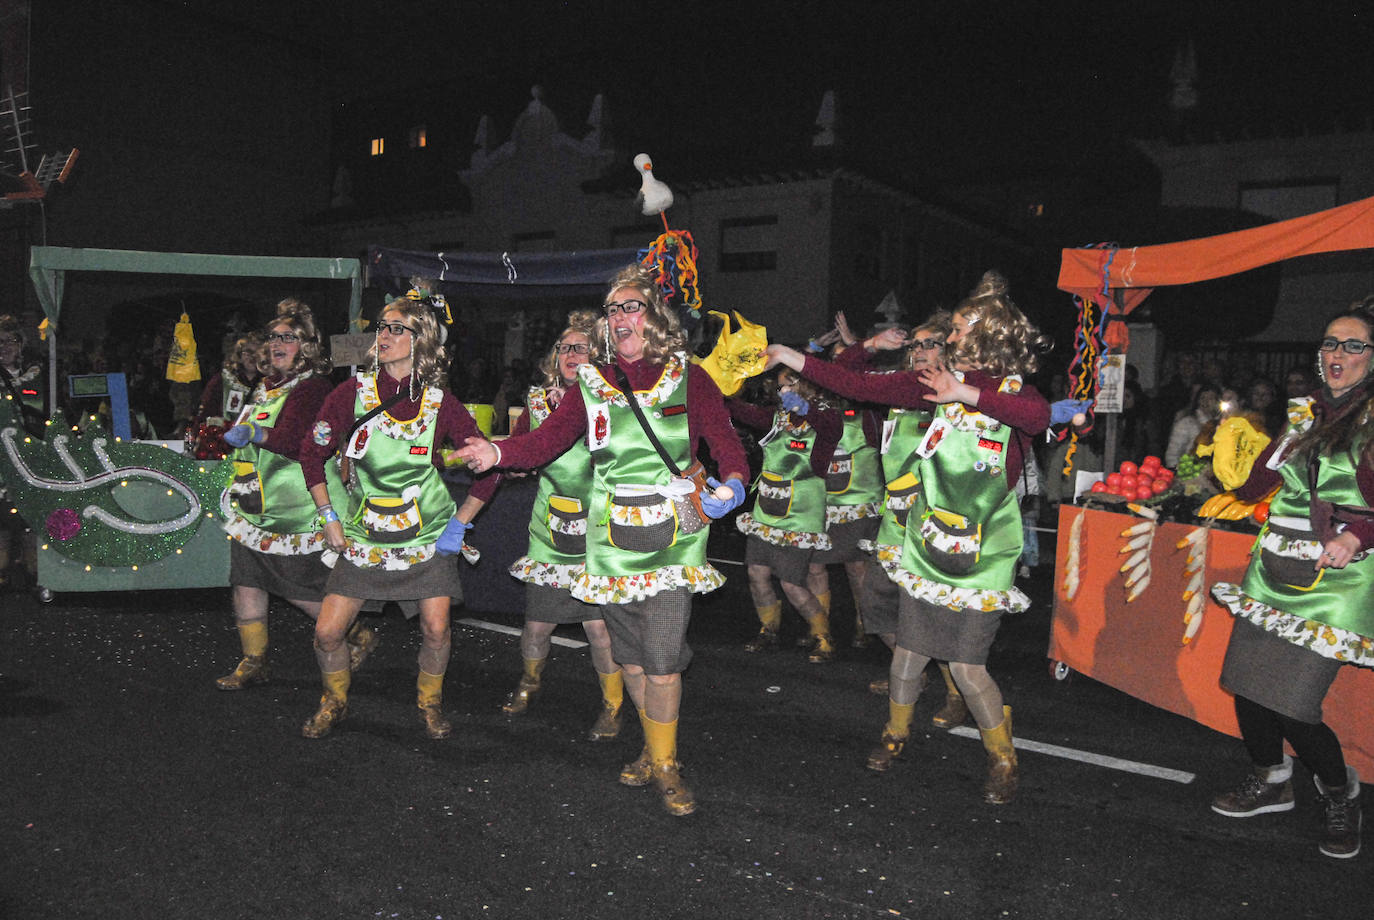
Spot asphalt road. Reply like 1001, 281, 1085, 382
3, 538, 1370, 919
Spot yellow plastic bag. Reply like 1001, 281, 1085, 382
1195, 415, 1271, 490
692, 310, 768, 397
166, 312, 202, 383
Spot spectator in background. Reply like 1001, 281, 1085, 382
1285, 365, 1317, 399
1246, 375, 1286, 438
1165, 383, 1221, 468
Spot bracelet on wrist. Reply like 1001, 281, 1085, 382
318, 504, 340, 525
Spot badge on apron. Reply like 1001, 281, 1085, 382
915, 416, 952, 459
587, 402, 611, 452
225, 389, 244, 415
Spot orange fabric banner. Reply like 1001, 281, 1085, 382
1057, 194, 1374, 312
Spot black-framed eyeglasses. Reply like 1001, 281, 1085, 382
555, 343, 590, 355
911, 338, 945, 351
264, 332, 300, 344
376, 322, 416, 337
1319, 337, 1374, 355
603, 299, 647, 317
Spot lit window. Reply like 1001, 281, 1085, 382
409, 126, 427, 148
370, 137, 385, 156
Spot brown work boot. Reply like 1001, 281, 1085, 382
619, 747, 653, 786
419, 704, 452, 739
501, 674, 542, 715
302, 693, 347, 739
215, 654, 268, 691
866, 731, 907, 772
587, 703, 622, 741
653, 761, 696, 816
417, 670, 451, 740
1314, 768, 1362, 859
807, 634, 837, 663
743, 628, 780, 652
931, 693, 969, 730
980, 706, 1019, 805
1211, 756, 1295, 818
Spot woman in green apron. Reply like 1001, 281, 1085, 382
767, 271, 1050, 804
187, 334, 262, 460
457, 264, 750, 817
300, 294, 485, 740
499, 310, 627, 741
215, 301, 337, 692
1209, 300, 1374, 859
729, 368, 842, 661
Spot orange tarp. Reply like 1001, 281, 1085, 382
1057, 194, 1374, 312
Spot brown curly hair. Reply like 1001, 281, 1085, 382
368, 297, 449, 389
537, 308, 599, 387
592, 264, 687, 365
258, 299, 331, 378
947, 271, 1051, 377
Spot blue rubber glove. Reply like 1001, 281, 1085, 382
1049, 398, 1093, 426
435, 516, 472, 556
780, 391, 810, 416
222, 421, 265, 448
700, 477, 746, 520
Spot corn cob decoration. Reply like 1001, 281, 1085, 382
1119, 504, 1158, 602
1176, 525, 1210, 644
1063, 511, 1085, 600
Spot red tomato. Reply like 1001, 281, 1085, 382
1106, 472, 1123, 488
1142, 455, 1162, 470
1119, 461, 1139, 476
1151, 478, 1169, 495
1156, 469, 1175, 483
1090, 481, 1109, 493
1120, 474, 1139, 491
1136, 486, 1154, 501
1253, 501, 1271, 524
1136, 469, 1154, 484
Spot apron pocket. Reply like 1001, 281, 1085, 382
885, 472, 920, 529
608, 492, 677, 553
363, 495, 423, 544
229, 461, 263, 516
548, 495, 587, 555
825, 453, 853, 494
756, 473, 793, 518
919, 508, 981, 575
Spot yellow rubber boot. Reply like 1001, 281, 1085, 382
805, 605, 836, 663
588, 669, 624, 741
619, 709, 653, 787
980, 705, 1018, 805
644, 715, 695, 816
744, 601, 782, 651
417, 670, 452, 739
216, 620, 269, 690
867, 700, 915, 772
502, 657, 546, 715
302, 669, 350, 738
931, 662, 969, 729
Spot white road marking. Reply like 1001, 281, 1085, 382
456, 617, 587, 648
949, 726, 1196, 784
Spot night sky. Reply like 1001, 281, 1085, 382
211, 0, 1374, 179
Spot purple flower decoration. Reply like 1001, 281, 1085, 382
46, 508, 81, 542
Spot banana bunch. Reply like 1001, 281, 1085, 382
1196, 492, 1257, 520
1118, 504, 1159, 603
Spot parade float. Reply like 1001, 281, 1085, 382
1050, 195, 1374, 777
6, 247, 364, 594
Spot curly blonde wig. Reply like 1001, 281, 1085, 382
537, 308, 599, 387
260, 299, 332, 378
369, 297, 449, 389
592, 264, 687, 365
947, 271, 1051, 377
222, 334, 262, 384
